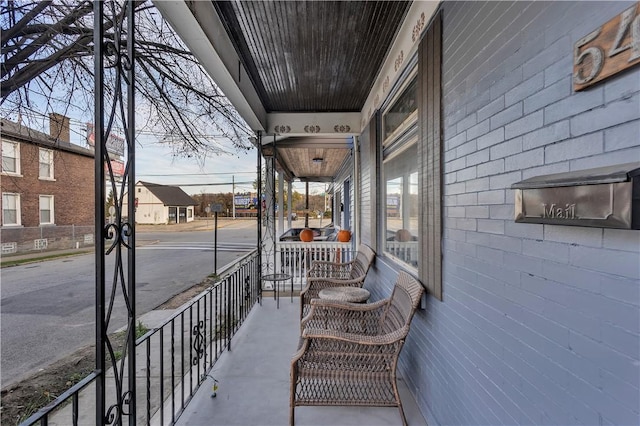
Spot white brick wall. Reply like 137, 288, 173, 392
405, 1, 640, 425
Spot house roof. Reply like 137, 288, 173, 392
138, 181, 197, 207
0, 119, 94, 158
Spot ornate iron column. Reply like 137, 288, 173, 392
256, 132, 263, 300
94, 1, 136, 424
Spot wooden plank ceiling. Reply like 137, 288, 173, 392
212, 0, 411, 181
212, 1, 411, 113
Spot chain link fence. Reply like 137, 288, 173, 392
1, 225, 95, 255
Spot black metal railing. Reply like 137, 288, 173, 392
140, 249, 260, 425
19, 249, 260, 426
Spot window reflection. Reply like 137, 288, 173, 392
384, 143, 418, 269
383, 79, 417, 140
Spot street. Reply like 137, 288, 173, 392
0, 220, 257, 388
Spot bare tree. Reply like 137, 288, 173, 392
1, 0, 253, 156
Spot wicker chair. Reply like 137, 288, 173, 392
290, 271, 424, 426
299, 244, 375, 320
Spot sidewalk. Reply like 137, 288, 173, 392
1, 217, 332, 267
0, 219, 239, 267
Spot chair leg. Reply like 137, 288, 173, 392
398, 402, 408, 426
290, 362, 297, 426
394, 377, 408, 426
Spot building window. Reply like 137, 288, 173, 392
39, 148, 54, 179
1, 141, 20, 175
188, 208, 193, 218
382, 75, 419, 270
39, 195, 54, 225
2, 193, 21, 226
383, 78, 417, 141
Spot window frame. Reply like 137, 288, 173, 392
39, 194, 55, 225
2, 192, 21, 226
382, 78, 418, 143
1, 140, 21, 175
381, 69, 420, 272
39, 148, 55, 180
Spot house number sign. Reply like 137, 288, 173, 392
574, 2, 640, 91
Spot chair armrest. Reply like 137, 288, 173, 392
302, 326, 408, 346
301, 298, 389, 334
301, 274, 366, 296
309, 297, 387, 310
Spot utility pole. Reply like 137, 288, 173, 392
232, 175, 236, 219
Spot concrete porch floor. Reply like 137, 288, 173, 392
175, 296, 428, 426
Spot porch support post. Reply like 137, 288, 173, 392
125, 1, 136, 421
287, 180, 293, 229
353, 136, 360, 247
93, 2, 106, 422
94, 2, 137, 423
305, 182, 309, 228
264, 146, 276, 274
256, 132, 262, 299
278, 172, 284, 235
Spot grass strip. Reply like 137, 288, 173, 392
1, 250, 92, 268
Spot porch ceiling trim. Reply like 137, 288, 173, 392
262, 136, 352, 182
360, 1, 441, 131
267, 112, 360, 138
153, 0, 267, 132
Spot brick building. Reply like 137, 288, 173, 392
0, 115, 95, 254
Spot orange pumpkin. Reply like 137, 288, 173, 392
337, 229, 351, 242
299, 228, 314, 242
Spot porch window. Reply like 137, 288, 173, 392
383, 78, 417, 141
2, 193, 21, 226
39, 148, 54, 180
39, 195, 54, 225
1, 141, 20, 174
382, 75, 419, 270
383, 142, 419, 269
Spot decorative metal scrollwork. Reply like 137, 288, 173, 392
192, 320, 206, 365
104, 221, 133, 254
121, 390, 133, 415
95, 1, 136, 425
104, 404, 119, 425
244, 275, 251, 302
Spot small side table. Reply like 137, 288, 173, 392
318, 286, 370, 303
262, 273, 293, 309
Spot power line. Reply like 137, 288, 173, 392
172, 181, 253, 187
138, 172, 255, 177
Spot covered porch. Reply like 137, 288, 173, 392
172, 297, 427, 426
13, 0, 640, 424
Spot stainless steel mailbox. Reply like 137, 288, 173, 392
512, 163, 640, 229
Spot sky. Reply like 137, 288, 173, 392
3, 107, 325, 197
1, 2, 325, 199
134, 135, 257, 196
